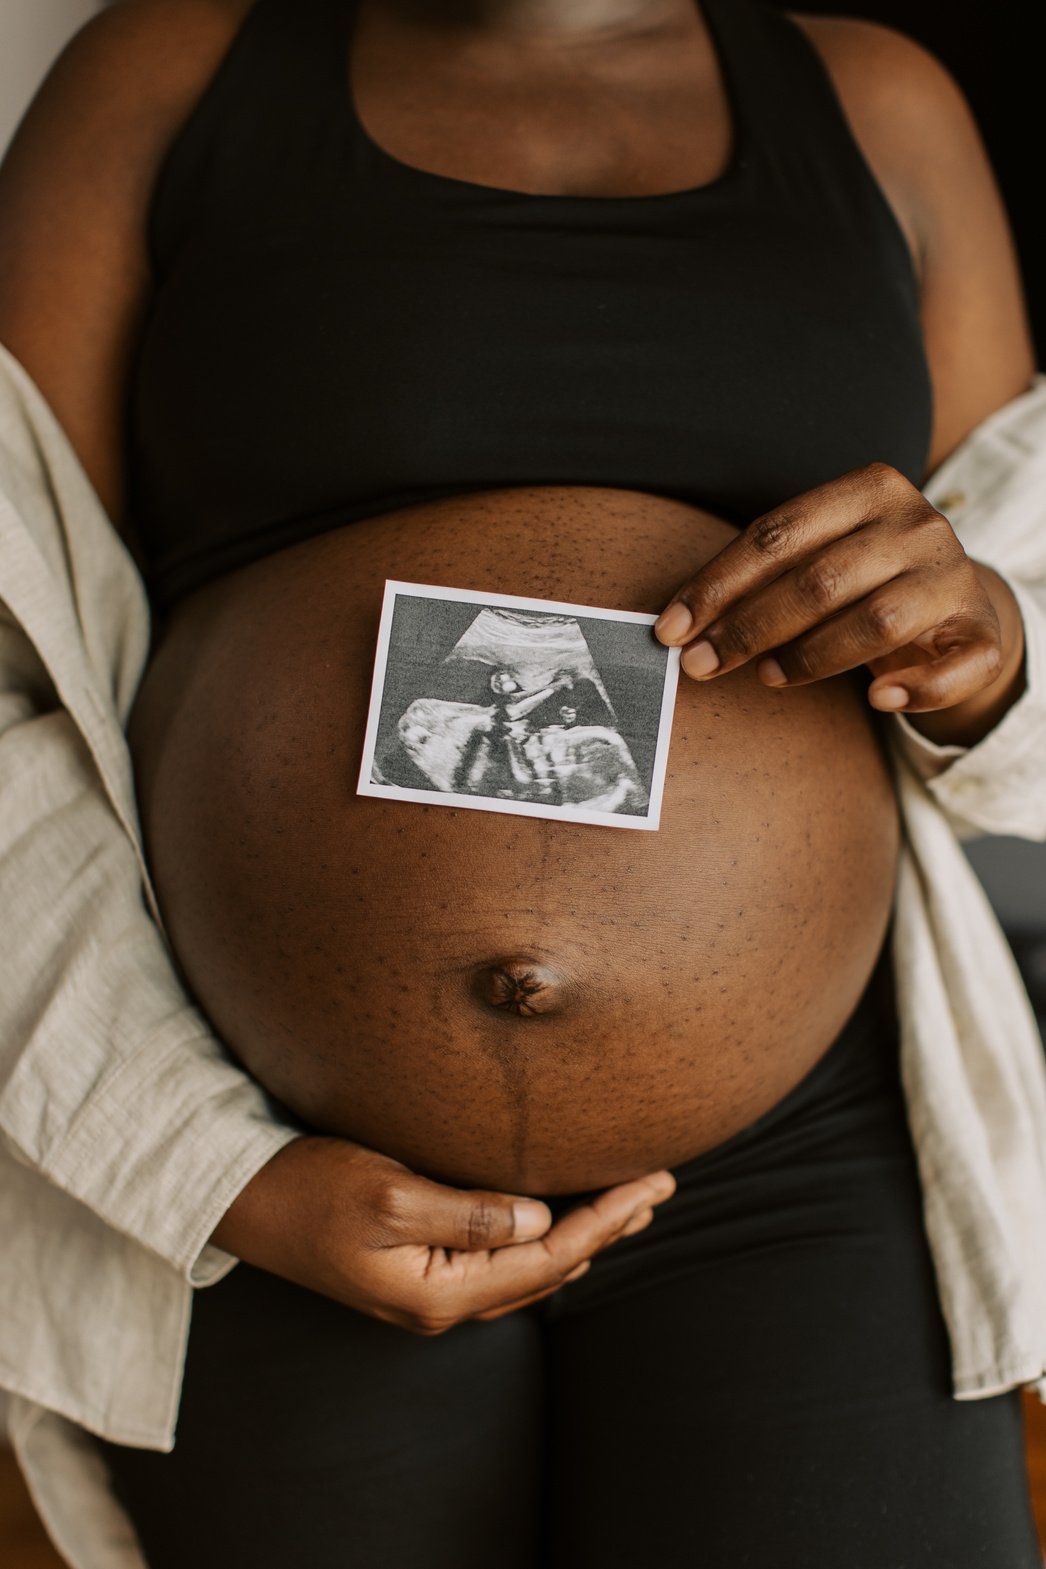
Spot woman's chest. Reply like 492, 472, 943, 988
132, 194, 933, 593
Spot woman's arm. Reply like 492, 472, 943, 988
654, 17, 1044, 795
798, 14, 1036, 750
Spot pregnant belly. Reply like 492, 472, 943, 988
129, 486, 901, 1193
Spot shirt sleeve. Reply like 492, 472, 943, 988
885, 574, 1046, 842
0, 607, 300, 1285
884, 381, 1046, 844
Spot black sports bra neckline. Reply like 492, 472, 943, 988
337, 0, 754, 205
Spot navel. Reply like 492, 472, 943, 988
473, 958, 567, 1018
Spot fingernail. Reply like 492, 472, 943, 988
681, 639, 720, 678
512, 1201, 551, 1239
655, 603, 693, 643
651, 1174, 677, 1203
565, 1261, 591, 1282
874, 685, 909, 710
758, 656, 787, 686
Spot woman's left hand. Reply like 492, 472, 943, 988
654, 462, 1005, 714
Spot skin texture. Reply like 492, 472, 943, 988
126, 491, 901, 1191
0, 0, 1036, 1327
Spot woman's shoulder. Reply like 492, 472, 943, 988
20, 0, 264, 205
785, 11, 979, 287
23, 0, 261, 130
70, 0, 258, 65
787, 10, 972, 130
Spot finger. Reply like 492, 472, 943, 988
385, 1173, 554, 1251
470, 1209, 660, 1322
866, 639, 1006, 713
674, 528, 902, 681
613, 1206, 655, 1239
446, 1172, 676, 1317
472, 1262, 593, 1321
763, 582, 997, 702
478, 1198, 658, 1316
654, 464, 916, 648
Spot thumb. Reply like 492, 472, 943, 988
393, 1173, 552, 1251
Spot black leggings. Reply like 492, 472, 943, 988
98, 940, 1041, 1568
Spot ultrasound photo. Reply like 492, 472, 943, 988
357, 582, 680, 829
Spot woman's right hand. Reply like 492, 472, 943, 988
208, 1135, 676, 1334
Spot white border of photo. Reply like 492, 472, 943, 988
357, 580, 681, 830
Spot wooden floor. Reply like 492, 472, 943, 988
1029, 1392, 1046, 1555
0, 1446, 64, 1569
2, 1395, 1046, 1564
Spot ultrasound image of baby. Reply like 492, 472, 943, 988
360, 584, 679, 830
376, 608, 648, 813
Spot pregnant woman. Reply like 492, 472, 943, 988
0, 0, 1040, 1563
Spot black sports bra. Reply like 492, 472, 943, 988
127, 0, 934, 612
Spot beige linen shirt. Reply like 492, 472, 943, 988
2, 337, 1046, 1567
